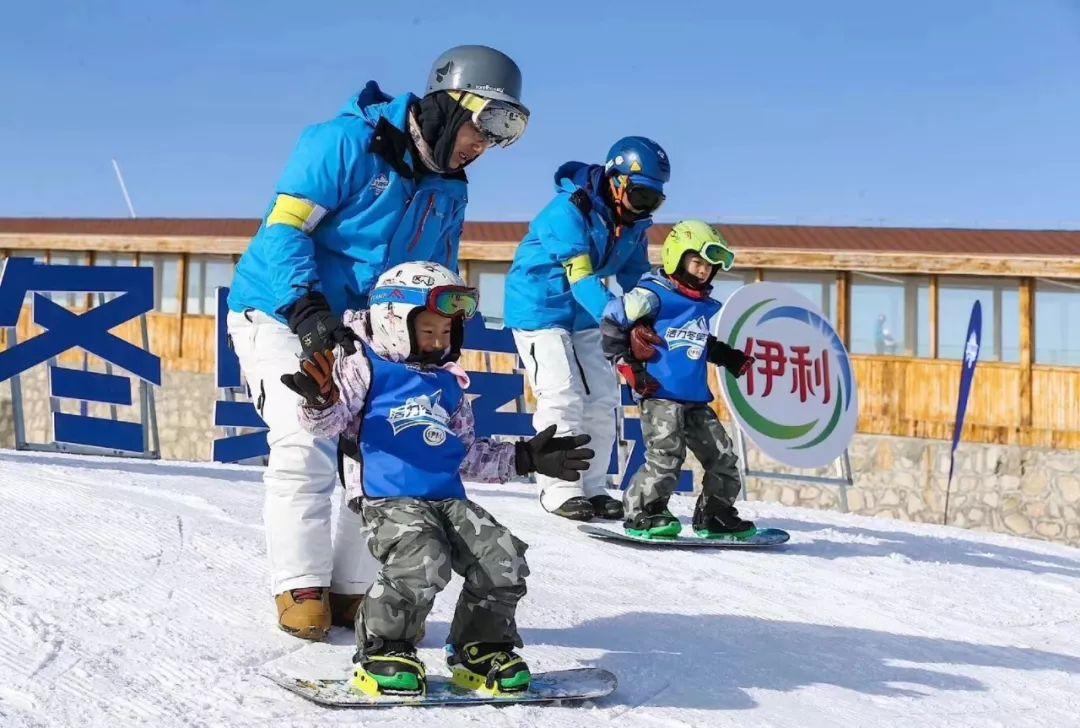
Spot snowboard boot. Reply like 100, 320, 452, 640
447, 642, 531, 695
274, 587, 331, 641
589, 494, 624, 520
329, 592, 364, 628
548, 496, 594, 522
692, 498, 757, 540
623, 501, 682, 540
352, 641, 426, 697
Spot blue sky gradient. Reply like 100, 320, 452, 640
2, 1, 1078, 227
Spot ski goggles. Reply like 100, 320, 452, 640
449, 91, 529, 148
368, 284, 480, 319
698, 240, 735, 271
614, 175, 665, 214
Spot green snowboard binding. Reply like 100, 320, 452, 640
447, 642, 531, 696
624, 507, 683, 540
351, 642, 426, 697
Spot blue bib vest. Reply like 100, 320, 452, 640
637, 279, 721, 403
360, 346, 467, 500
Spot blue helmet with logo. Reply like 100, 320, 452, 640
604, 136, 671, 191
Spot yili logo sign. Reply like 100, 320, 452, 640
716, 283, 859, 469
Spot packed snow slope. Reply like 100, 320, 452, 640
0, 450, 1078, 728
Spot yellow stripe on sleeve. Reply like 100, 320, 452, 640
563, 254, 594, 284
266, 194, 328, 233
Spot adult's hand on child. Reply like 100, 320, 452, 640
280, 350, 339, 409
629, 323, 664, 361
617, 361, 660, 398
288, 291, 358, 359
515, 425, 594, 481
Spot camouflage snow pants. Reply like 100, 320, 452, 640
623, 398, 742, 520
359, 497, 529, 653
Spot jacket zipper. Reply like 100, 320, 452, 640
407, 194, 437, 251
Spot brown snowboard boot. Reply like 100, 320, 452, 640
329, 592, 364, 628
274, 587, 331, 641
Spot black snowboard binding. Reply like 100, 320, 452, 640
692, 497, 757, 540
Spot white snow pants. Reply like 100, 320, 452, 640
512, 327, 620, 511
227, 310, 379, 596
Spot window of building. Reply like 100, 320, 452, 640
467, 262, 509, 325
94, 253, 136, 267
1035, 278, 1080, 366
140, 254, 180, 314
850, 273, 931, 357
46, 252, 88, 309
186, 255, 234, 315
6, 249, 46, 264
938, 277, 1019, 362
761, 270, 838, 325
710, 270, 755, 306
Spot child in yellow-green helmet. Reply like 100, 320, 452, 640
600, 220, 757, 540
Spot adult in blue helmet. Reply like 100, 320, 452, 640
504, 137, 669, 521
226, 45, 529, 642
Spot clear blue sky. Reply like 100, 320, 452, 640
2, 1, 1078, 228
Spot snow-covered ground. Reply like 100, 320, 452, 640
0, 450, 1077, 727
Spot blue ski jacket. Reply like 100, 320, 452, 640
503, 162, 652, 332
228, 82, 468, 321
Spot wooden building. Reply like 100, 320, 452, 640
1, 218, 1078, 450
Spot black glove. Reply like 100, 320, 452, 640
706, 336, 754, 378
280, 350, 338, 409
617, 360, 660, 398
287, 291, 358, 359
600, 317, 632, 363
515, 425, 594, 481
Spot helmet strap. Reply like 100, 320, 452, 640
607, 175, 648, 227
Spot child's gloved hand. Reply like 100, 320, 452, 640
617, 360, 660, 398
280, 351, 339, 409
515, 425, 594, 481
629, 323, 664, 361
706, 337, 755, 378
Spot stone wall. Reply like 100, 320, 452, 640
729, 434, 1080, 546
0, 365, 218, 462
2, 369, 1077, 546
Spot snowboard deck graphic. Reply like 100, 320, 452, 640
266, 667, 617, 707
579, 523, 790, 547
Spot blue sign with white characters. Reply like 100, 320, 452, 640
0, 257, 160, 453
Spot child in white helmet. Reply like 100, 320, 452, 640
283, 261, 594, 698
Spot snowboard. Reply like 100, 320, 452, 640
579, 523, 790, 547
266, 667, 617, 708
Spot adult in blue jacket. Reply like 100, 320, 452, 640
504, 137, 670, 521
226, 45, 529, 641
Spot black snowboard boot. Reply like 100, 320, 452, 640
624, 499, 682, 539
589, 493, 624, 520
548, 495, 594, 521
448, 642, 531, 695
692, 497, 757, 540
351, 640, 426, 697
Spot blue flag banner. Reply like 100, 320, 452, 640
944, 300, 982, 523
